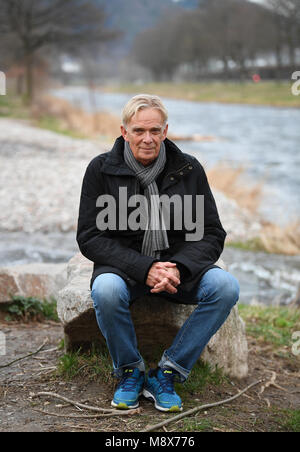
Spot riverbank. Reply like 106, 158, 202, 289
101, 81, 300, 108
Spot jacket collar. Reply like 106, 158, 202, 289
101, 136, 190, 177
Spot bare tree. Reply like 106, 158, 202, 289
266, 0, 300, 66
0, 0, 119, 103
132, 15, 182, 81
200, 0, 275, 79
129, 0, 295, 81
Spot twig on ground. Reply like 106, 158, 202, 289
259, 371, 287, 395
0, 339, 48, 369
141, 379, 263, 433
33, 408, 124, 419
33, 391, 141, 416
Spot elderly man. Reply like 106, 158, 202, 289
77, 94, 239, 412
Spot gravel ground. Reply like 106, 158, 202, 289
0, 117, 261, 240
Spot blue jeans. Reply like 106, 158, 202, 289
91, 268, 240, 382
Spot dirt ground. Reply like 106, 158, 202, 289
0, 320, 299, 433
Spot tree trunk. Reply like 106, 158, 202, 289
16, 74, 24, 96
24, 52, 34, 105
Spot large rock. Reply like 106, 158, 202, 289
57, 253, 248, 379
0, 263, 67, 303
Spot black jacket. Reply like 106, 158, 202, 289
76, 136, 226, 303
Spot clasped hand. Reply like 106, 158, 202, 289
146, 261, 180, 294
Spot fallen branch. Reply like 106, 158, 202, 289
141, 379, 263, 433
259, 371, 287, 395
0, 339, 48, 369
33, 408, 125, 419
33, 391, 141, 416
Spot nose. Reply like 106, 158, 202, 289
143, 131, 153, 143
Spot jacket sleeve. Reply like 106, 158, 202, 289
170, 159, 226, 280
76, 158, 156, 284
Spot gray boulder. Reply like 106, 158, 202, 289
0, 263, 67, 303
57, 253, 248, 379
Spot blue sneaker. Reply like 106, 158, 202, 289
143, 368, 183, 412
111, 368, 145, 409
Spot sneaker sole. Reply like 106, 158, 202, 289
143, 389, 183, 412
111, 391, 143, 410
111, 401, 139, 410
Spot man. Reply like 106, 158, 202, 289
77, 94, 239, 412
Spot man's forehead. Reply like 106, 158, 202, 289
129, 108, 165, 127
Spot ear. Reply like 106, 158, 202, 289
162, 123, 168, 140
121, 125, 128, 141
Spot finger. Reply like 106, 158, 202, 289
150, 279, 178, 294
166, 273, 180, 286
151, 285, 178, 294
150, 267, 180, 287
161, 270, 180, 286
160, 262, 177, 268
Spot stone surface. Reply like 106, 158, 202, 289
57, 253, 248, 379
0, 263, 67, 303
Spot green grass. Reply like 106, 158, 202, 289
281, 409, 300, 432
57, 344, 113, 383
226, 238, 266, 253
238, 304, 300, 351
178, 360, 226, 399
180, 417, 215, 432
103, 81, 300, 108
0, 295, 59, 322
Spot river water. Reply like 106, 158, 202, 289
1, 87, 299, 306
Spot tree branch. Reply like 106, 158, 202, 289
141, 379, 263, 433
33, 391, 141, 416
0, 339, 48, 369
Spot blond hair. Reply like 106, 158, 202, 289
122, 94, 168, 128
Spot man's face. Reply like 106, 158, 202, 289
121, 108, 168, 166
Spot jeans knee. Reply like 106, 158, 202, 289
201, 269, 240, 311
91, 273, 129, 314
220, 273, 240, 310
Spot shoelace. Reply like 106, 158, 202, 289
158, 370, 176, 394
118, 369, 139, 392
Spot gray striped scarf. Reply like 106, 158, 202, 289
124, 140, 169, 258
